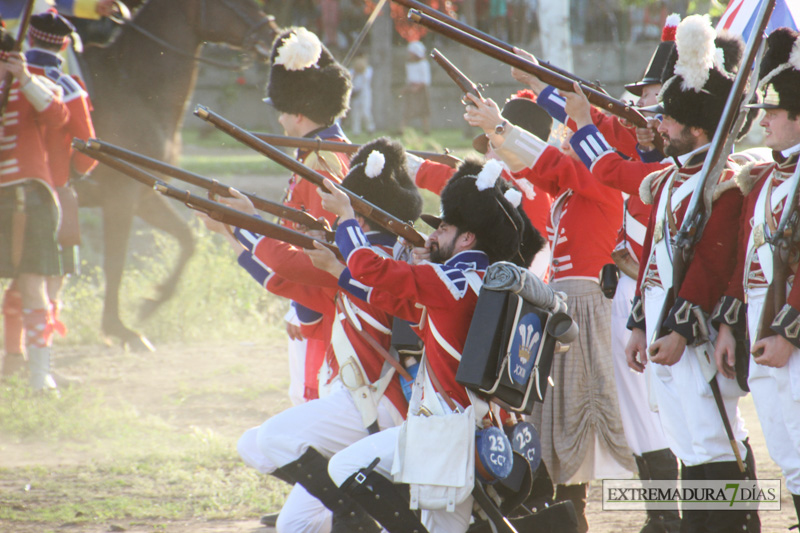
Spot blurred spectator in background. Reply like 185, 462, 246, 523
348, 53, 375, 135
319, 0, 340, 49
399, 40, 431, 135
490, 0, 508, 41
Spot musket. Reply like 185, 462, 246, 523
406, 9, 663, 153
82, 138, 334, 241
194, 105, 428, 248
430, 48, 483, 103
755, 163, 800, 345
0, 0, 36, 115
649, 0, 776, 474
73, 140, 344, 261
391, 0, 602, 91
249, 132, 461, 169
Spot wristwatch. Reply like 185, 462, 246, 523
494, 120, 508, 135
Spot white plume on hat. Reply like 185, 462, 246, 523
275, 28, 322, 71
664, 13, 681, 30
674, 14, 717, 92
790, 39, 800, 71
504, 188, 522, 208
365, 150, 385, 178
476, 159, 503, 191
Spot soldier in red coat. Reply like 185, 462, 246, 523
623, 15, 758, 533
201, 138, 426, 532
0, 27, 69, 389
322, 158, 541, 533
0, 11, 99, 382
264, 27, 352, 406
713, 27, 800, 528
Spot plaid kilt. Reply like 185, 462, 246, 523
0, 180, 62, 278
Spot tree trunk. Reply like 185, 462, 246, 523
537, 0, 573, 72
370, 2, 393, 130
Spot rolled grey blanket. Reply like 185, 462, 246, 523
483, 262, 568, 314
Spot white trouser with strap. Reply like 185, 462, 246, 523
612, 274, 670, 455
643, 285, 748, 466
746, 287, 800, 494
237, 380, 402, 533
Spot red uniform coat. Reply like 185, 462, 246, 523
0, 76, 68, 187
26, 50, 96, 185
512, 146, 622, 282
632, 147, 743, 342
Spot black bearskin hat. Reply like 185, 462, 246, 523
341, 137, 423, 224
626, 14, 679, 96
747, 27, 800, 115
473, 90, 552, 154
657, 15, 743, 134
495, 179, 545, 268
0, 24, 14, 53
29, 10, 75, 48
421, 159, 527, 264
266, 27, 351, 125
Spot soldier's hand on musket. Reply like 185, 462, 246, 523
317, 177, 355, 221
635, 117, 660, 152
713, 323, 738, 379
286, 321, 304, 341
648, 331, 687, 366
463, 94, 502, 134
195, 211, 241, 249
511, 48, 546, 94
563, 81, 592, 129
0, 52, 31, 85
410, 238, 432, 265
306, 240, 345, 278
217, 188, 256, 216
751, 334, 793, 368
625, 327, 648, 373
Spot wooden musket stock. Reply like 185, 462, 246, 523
194, 105, 427, 248
406, 10, 663, 153
431, 48, 483, 102
83, 138, 334, 241
249, 132, 461, 169
73, 140, 343, 260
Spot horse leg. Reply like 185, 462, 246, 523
101, 190, 154, 352
133, 188, 196, 321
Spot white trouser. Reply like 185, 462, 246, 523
328, 426, 474, 533
612, 274, 670, 455
746, 288, 800, 494
237, 382, 403, 533
643, 285, 747, 466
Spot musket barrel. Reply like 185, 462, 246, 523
407, 10, 655, 142
84, 138, 333, 239
391, 0, 600, 90
194, 105, 428, 248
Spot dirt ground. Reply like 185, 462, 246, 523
1, 339, 798, 533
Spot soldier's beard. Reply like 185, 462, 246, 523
430, 239, 456, 264
662, 126, 697, 158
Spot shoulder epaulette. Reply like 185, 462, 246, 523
639, 166, 673, 205
732, 161, 773, 196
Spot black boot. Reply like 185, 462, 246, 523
341, 459, 428, 533
273, 447, 380, 533
639, 448, 681, 533
555, 483, 588, 533
792, 493, 800, 529
703, 445, 760, 533
679, 462, 706, 533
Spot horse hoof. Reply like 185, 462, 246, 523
125, 334, 155, 353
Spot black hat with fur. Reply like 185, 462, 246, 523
341, 137, 423, 224
747, 27, 800, 115
29, 10, 75, 48
265, 27, 351, 125
421, 159, 529, 264
626, 14, 680, 96
655, 15, 743, 134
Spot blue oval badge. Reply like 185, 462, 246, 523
508, 312, 543, 384
509, 421, 541, 470
476, 426, 514, 483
